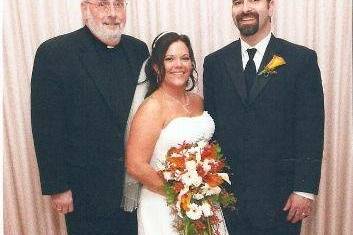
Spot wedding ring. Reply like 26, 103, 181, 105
302, 212, 307, 216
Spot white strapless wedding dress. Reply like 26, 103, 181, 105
137, 111, 229, 235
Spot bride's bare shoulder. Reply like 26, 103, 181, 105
188, 92, 204, 111
189, 92, 203, 102
133, 92, 165, 124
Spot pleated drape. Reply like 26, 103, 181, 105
4, 1, 352, 234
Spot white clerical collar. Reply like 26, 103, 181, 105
240, 32, 272, 59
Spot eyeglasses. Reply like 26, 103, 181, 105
233, 0, 261, 6
85, 1, 127, 11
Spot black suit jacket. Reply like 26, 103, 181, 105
203, 35, 324, 228
31, 27, 149, 217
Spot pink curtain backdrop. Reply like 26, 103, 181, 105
4, 0, 352, 234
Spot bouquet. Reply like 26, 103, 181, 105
157, 139, 236, 235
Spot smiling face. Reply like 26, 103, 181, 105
232, 0, 273, 40
146, 32, 197, 97
81, 0, 126, 46
159, 40, 192, 89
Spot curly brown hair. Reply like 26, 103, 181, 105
144, 32, 198, 97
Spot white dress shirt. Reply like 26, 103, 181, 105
239, 32, 314, 201
240, 32, 272, 72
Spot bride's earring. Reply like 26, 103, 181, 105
153, 65, 161, 85
185, 77, 192, 90
157, 72, 162, 85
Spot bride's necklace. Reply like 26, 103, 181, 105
161, 89, 191, 115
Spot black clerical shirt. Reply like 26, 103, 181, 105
88, 31, 132, 119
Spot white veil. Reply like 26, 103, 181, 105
121, 59, 149, 212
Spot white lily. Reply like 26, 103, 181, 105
186, 203, 202, 220
193, 193, 204, 200
201, 202, 213, 217
218, 173, 231, 185
181, 170, 202, 187
202, 183, 222, 196
185, 160, 197, 171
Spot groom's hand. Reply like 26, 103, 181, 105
283, 193, 313, 223
51, 190, 74, 214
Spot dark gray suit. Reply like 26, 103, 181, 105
203, 35, 324, 234
31, 26, 149, 234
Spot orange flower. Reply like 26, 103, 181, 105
210, 160, 225, 173
196, 164, 207, 177
258, 55, 286, 76
167, 147, 179, 155
167, 157, 185, 170
201, 145, 217, 160
176, 142, 192, 153
181, 193, 192, 211
173, 182, 184, 193
167, 142, 192, 156
204, 173, 223, 187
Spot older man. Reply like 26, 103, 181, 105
31, 0, 149, 234
203, 0, 324, 234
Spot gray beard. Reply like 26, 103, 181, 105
86, 18, 123, 44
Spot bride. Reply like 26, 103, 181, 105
125, 32, 228, 235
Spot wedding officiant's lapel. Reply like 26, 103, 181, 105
116, 37, 144, 125
79, 28, 140, 120
80, 28, 119, 117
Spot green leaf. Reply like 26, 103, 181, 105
219, 193, 237, 208
163, 183, 177, 205
184, 217, 197, 235
215, 143, 223, 159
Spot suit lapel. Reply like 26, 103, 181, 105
224, 41, 248, 106
79, 29, 139, 119
248, 35, 278, 104
118, 37, 141, 117
80, 28, 118, 116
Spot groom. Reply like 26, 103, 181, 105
203, 0, 324, 234
31, 0, 149, 234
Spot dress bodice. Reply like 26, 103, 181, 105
138, 111, 228, 235
149, 111, 215, 169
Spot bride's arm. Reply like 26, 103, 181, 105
125, 97, 165, 195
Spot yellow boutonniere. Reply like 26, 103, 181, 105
258, 55, 286, 76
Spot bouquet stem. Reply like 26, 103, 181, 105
184, 222, 188, 235
207, 218, 213, 235
184, 218, 192, 235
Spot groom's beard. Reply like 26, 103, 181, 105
234, 12, 259, 37
85, 9, 124, 45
